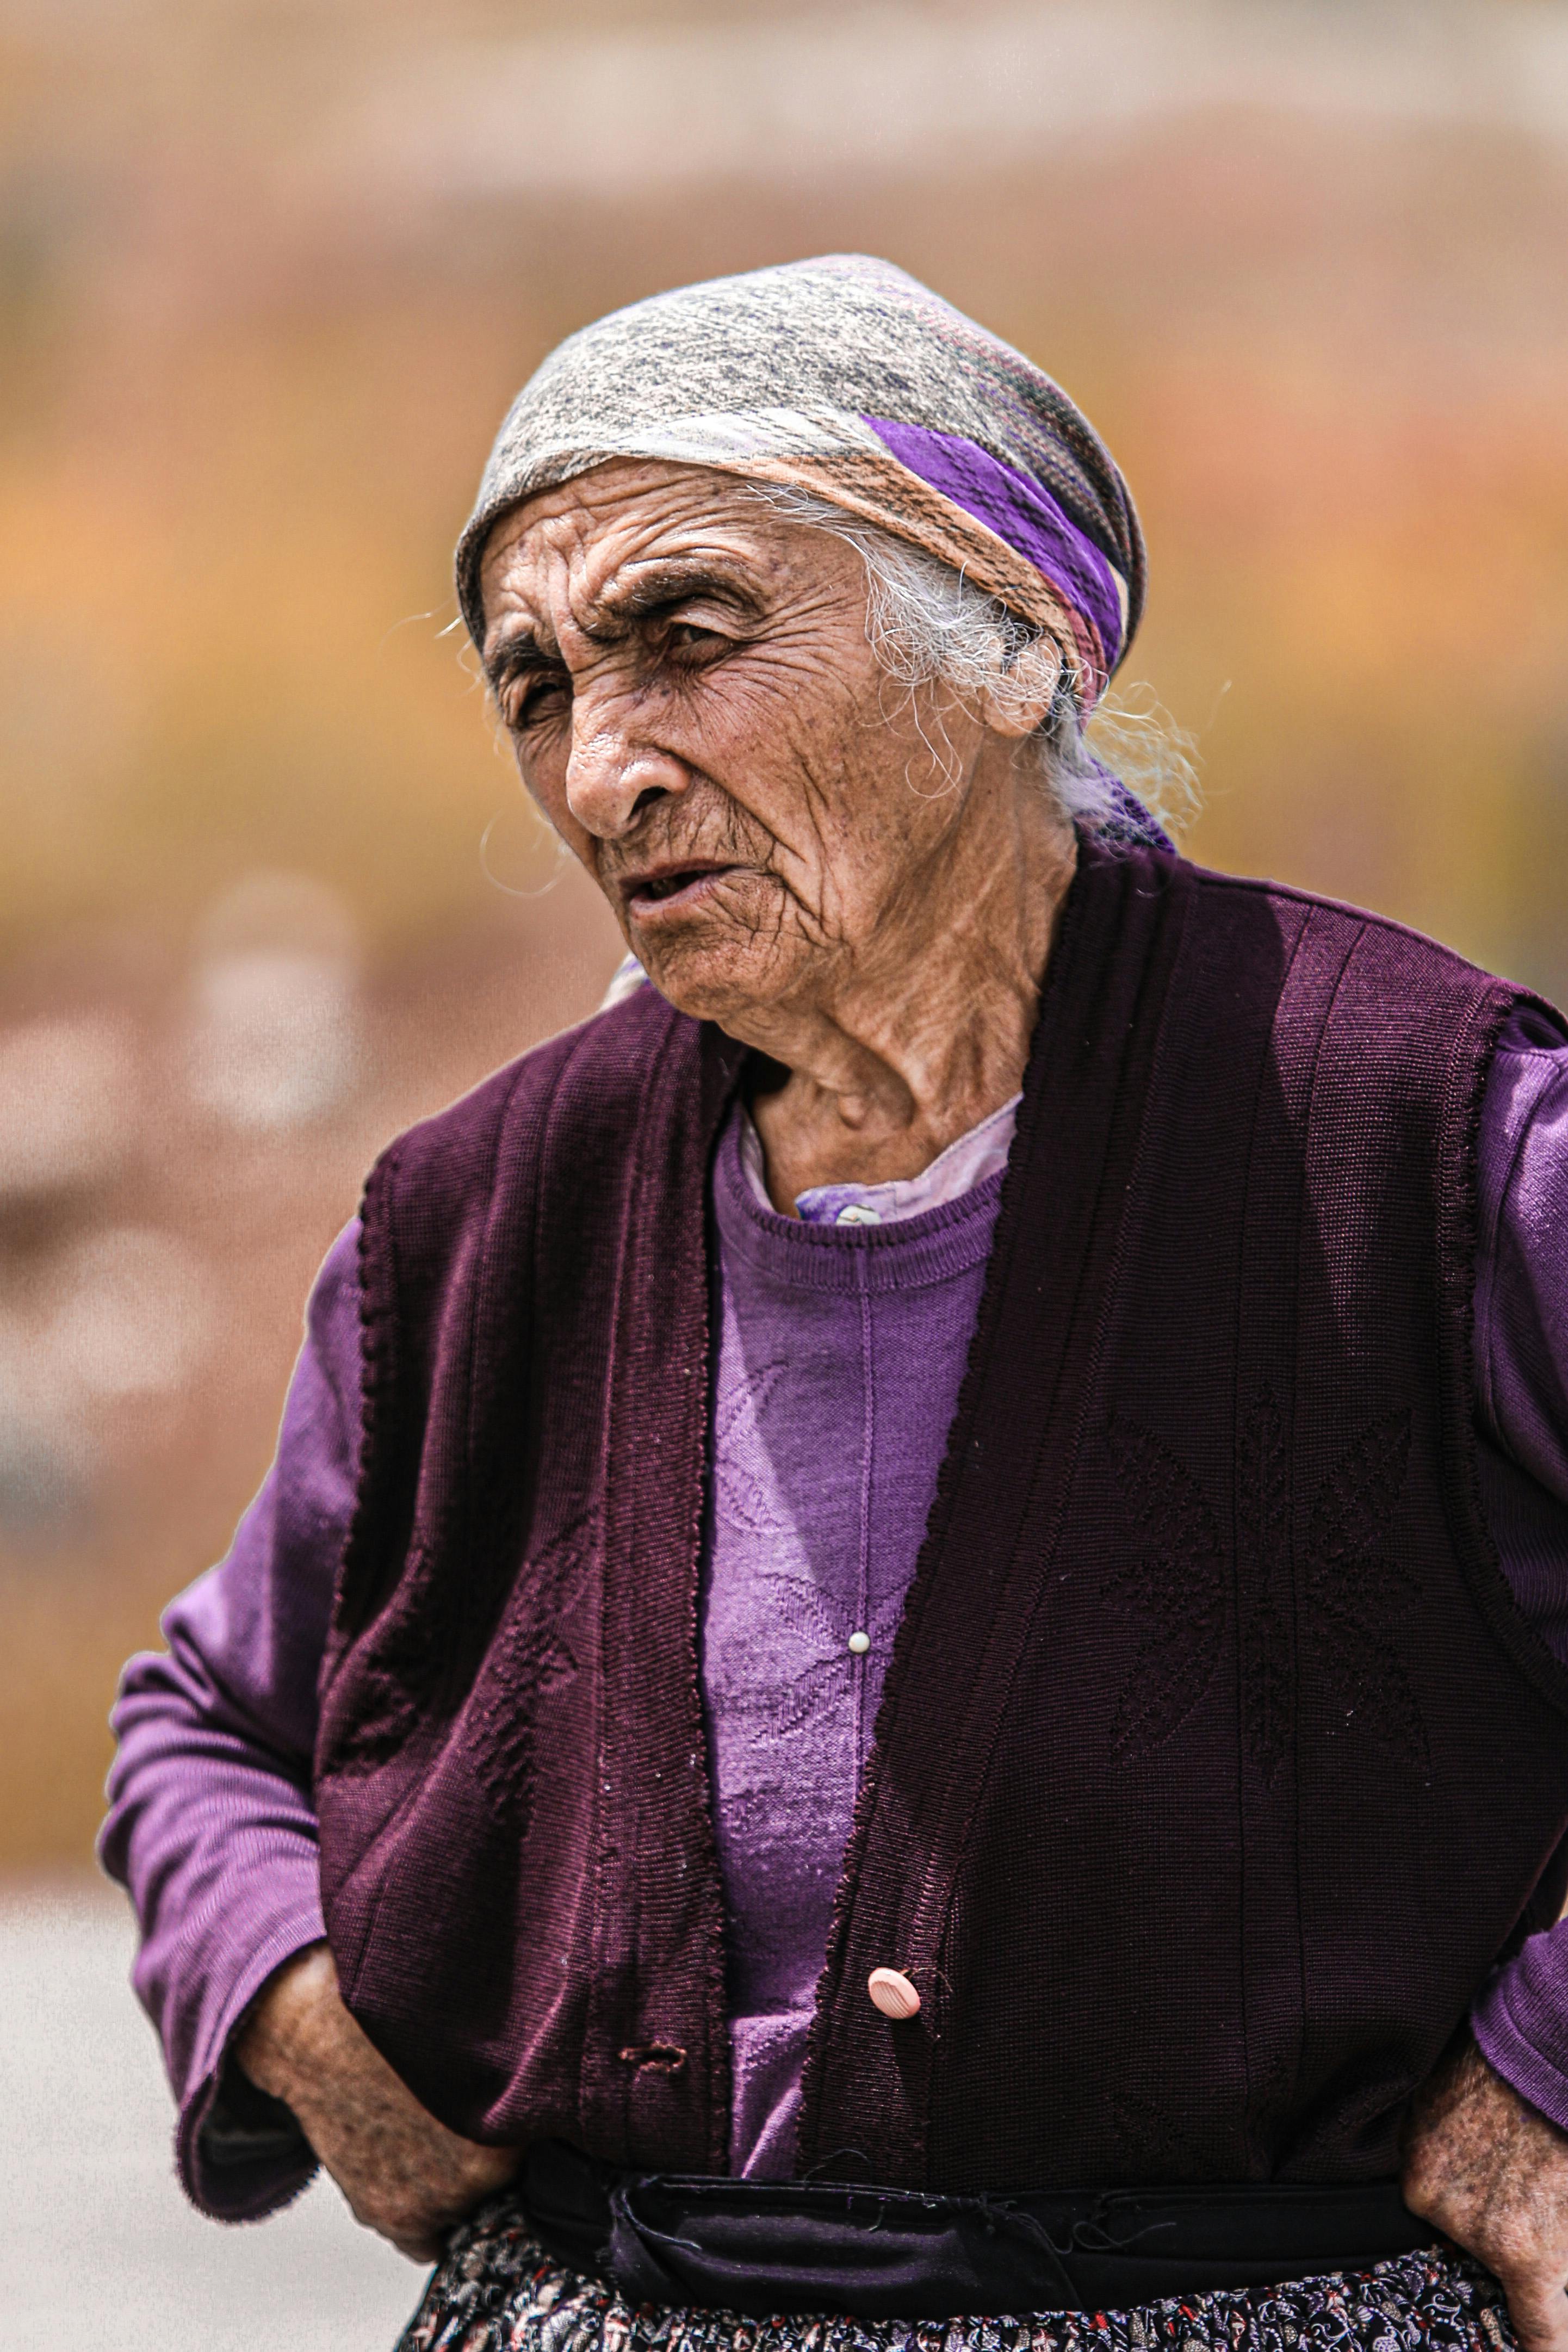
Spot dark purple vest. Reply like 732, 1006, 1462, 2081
315, 842, 1568, 2188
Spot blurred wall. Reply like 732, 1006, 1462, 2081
3, 0, 1567, 1868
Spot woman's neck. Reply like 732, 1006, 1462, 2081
743, 806, 1077, 1216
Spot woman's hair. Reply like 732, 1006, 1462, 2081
749, 481, 1197, 840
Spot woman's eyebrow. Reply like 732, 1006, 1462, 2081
590, 559, 767, 634
482, 629, 562, 694
483, 561, 766, 688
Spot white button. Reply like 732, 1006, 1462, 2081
847, 1630, 871, 1655
867, 1967, 921, 2020
835, 1203, 882, 1227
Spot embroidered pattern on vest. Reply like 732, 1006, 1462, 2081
464, 1511, 597, 1840
1111, 2089, 1209, 2178
1301, 1408, 1427, 1773
326, 1543, 448, 1775
1105, 1402, 1424, 1775
1102, 1415, 1225, 1757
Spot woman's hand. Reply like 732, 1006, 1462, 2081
1403, 2036, 1568, 2352
234, 1942, 519, 2262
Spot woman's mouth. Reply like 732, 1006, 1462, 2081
624, 864, 739, 917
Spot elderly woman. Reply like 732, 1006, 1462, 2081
105, 257, 1568, 2352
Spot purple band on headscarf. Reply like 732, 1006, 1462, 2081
862, 416, 1127, 675
864, 414, 1168, 853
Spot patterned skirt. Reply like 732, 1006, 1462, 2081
395, 2199, 1514, 2352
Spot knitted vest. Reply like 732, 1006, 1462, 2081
315, 843, 1568, 2188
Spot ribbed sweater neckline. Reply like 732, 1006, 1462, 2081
711, 1104, 1006, 1295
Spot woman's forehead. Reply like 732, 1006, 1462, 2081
478, 460, 809, 623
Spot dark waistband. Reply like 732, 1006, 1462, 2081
517, 2140, 1445, 2319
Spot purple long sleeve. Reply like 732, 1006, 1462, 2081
1467, 1012, 1568, 2120
100, 1221, 362, 2217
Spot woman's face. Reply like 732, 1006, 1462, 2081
477, 458, 1036, 1031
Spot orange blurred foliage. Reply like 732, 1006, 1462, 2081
3, 0, 1567, 1865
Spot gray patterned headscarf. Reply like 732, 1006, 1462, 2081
456, 255, 1145, 722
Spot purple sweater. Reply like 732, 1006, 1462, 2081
102, 1012, 1568, 2209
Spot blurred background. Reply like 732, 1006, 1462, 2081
2, 0, 1566, 2338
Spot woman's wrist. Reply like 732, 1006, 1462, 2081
233, 1939, 334, 2107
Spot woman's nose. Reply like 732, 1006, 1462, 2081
564, 699, 689, 838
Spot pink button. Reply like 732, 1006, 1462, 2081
867, 1967, 921, 2020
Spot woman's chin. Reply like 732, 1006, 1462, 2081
633, 920, 801, 1029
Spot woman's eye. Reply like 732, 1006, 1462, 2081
510, 678, 569, 729
665, 622, 726, 660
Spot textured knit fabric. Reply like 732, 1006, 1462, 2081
454, 256, 1144, 720
103, 982, 1568, 2215
704, 1113, 1003, 2176
275, 844, 1568, 2197
396, 2207, 1515, 2352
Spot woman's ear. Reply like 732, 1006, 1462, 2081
978, 632, 1062, 740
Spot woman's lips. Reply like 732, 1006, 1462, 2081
623, 864, 740, 918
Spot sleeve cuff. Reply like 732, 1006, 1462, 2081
1472, 1945, 1568, 2137
177, 1910, 327, 2220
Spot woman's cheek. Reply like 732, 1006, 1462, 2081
515, 736, 573, 828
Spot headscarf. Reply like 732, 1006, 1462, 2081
456, 255, 1161, 840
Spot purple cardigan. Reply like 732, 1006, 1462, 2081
102, 1007, 1568, 2211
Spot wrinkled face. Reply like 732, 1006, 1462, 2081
477, 458, 1020, 1028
